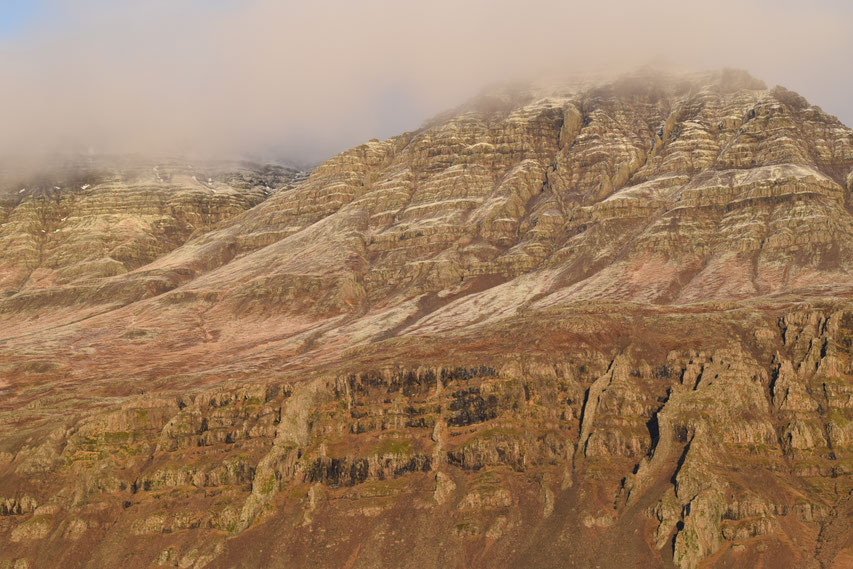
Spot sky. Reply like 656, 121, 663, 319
0, 0, 851, 164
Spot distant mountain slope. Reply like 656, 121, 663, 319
0, 157, 306, 305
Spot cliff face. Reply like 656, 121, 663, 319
1, 70, 853, 569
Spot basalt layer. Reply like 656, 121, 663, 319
1, 70, 853, 569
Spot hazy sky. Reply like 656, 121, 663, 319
1, 0, 851, 163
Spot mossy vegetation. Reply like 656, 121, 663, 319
375, 438, 413, 456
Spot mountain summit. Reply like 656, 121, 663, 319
1, 69, 852, 569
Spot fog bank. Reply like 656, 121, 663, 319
1, 0, 850, 163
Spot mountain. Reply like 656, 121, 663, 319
1, 69, 852, 569
0, 156, 307, 294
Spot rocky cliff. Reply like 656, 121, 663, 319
1, 69, 852, 569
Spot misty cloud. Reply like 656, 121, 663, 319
0, 0, 851, 163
